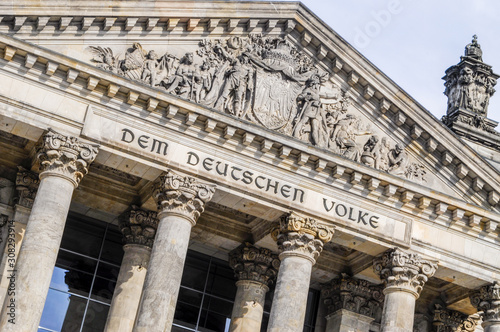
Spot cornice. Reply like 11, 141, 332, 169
0, 32, 498, 242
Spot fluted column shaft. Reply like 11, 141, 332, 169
104, 207, 158, 332
470, 282, 500, 332
267, 212, 334, 332
373, 248, 437, 332
0, 130, 98, 332
133, 170, 215, 332
229, 243, 279, 332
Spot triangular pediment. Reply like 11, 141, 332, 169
1, 1, 500, 222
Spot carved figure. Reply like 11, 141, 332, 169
361, 135, 379, 167
388, 143, 408, 175
192, 61, 213, 103
377, 137, 391, 171
293, 75, 326, 146
164, 52, 196, 99
141, 50, 159, 86
215, 54, 255, 117
87, 46, 118, 73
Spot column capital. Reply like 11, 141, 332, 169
433, 304, 479, 332
119, 207, 159, 248
470, 281, 500, 323
373, 248, 437, 298
15, 166, 39, 209
321, 273, 384, 319
152, 170, 215, 225
229, 242, 280, 287
36, 129, 99, 187
271, 211, 334, 264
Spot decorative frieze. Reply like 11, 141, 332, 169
87, 36, 426, 183
118, 207, 159, 248
433, 304, 479, 332
152, 169, 215, 225
470, 281, 500, 322
36, 129, 99, 186
321, 274, 384, 319
373, 248, 438, 297
229, 242, 280, 286
271, 211, 334, 263
14, 166, 39, 209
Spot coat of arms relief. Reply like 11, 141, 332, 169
88, 35, 426, 183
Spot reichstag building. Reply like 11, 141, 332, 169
0, 1, 498, 332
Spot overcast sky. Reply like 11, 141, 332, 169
286, 0, 500, 123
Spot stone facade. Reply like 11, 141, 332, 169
0, 1, 498, 332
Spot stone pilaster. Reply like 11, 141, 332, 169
133, 170, 215, 332
228, 243, 280, 332
321, 274, 384, 332
0, 129, 98, 332
104, 208, 159, 332
432, 304, 479, 332
373, 248, 438, 332
267, 211, 334, 332
0, 167, 39, 308
470, 282, 500, 332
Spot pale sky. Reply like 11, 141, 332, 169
285, 0, 500, 123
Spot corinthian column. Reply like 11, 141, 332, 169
0, 129, 98, 331
321, 274, 384, 332
267, 212, 334, 332
373, 248, 438, 332
470, 281, 500, 332
432, 304, 479, 332
228, 243, 280, 332
133, 170, 215, 332
104, 208, 159, 332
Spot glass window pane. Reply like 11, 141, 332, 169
90, 262, 120, 303
181, 251, 210, 291
173, 302, 199, 328
50, 265, 94, 298
100, 226, 124, 265
202, 295, 233, 317
39, 289, 86, 332
81, 301, 110, 332
61, 215, 105, 258
178, 287, 203, 307
205, 263, 236, 300
198, 309, 231, 332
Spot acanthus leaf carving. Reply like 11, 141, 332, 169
271, 211, 334, 263
88, 35, 426, 183
433, 304, 479, 332
228, 242, 280, 287
152, 169, 215, 225
373, 248, 438, 298
119, 207, 159, 248
470, 281, 500, 322
14, 166, 39, 209
36, 129, 99, 186
321, 273, 383, 319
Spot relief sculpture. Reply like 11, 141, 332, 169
88, 34, 426, 183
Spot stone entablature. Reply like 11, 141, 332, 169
0, 33, 498, 240
321, 274, 383, 319
433, 304, 479, 332
229, 242, 280, 286
36, 129, 99, 187
271, 211, 334, 263
152, 169, 216, 225
373, 248, 438, 297
119, 207, 159, 248
470, 281, 500, 323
